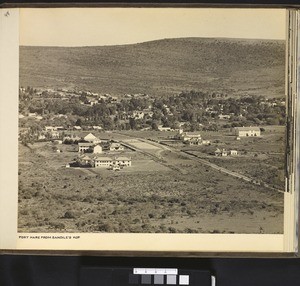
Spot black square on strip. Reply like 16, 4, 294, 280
141, 274, 152, 284
129, 274, 139, 284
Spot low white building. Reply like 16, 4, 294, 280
109, 143, 124, 152
92, 126, 103, 130
158, 125, 174, 132
176, 129, 202, 142
234, 127, 261, 137
218, 114, 231, 120
115, 156, 131, 167
94, 157, 113, 168
215, 148, 238, 157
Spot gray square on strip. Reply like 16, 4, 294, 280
154, 275, 164, 285
179, 275, 189, 285
141, 274, 152, 284
166, 274, 177, 285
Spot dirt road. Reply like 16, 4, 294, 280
113, 132, 285, 193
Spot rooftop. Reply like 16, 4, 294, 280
95, 157, 113, 161
115, 157, 131, 161
235, 127, 261, 131
78, 143, 94, 147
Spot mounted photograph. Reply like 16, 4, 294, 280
17, 8, 287, 235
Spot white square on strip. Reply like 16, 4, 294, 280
179, 275, 189, 285
166, 275, 177, 285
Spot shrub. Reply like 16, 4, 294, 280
20, 209, 29, 215
49, 221, 65, 230
63, 210, 76, 219
98, 223, 114, 232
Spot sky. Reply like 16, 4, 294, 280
20, 8, 286, 47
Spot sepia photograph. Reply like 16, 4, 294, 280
17, 8, 287, 235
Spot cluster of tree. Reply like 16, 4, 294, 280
19, 87, 285, 132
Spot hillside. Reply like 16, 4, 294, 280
19, 37, 285, 98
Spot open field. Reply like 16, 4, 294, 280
183, 126, 285, 190
18, 129, 284, 234
120, 127, 285, 190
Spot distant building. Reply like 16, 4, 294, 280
218, 114, 231, 120
176, 129, 202, 143
234, 127, 261, 137
78, 142, 94, 153
215, 148, 222, 156
88, 99, 99, 106
55, 126, 64, 131
109, 143, 124, 152
93, 145, 103, 154
115, 156, 132, 167
92, 126, 103, 130
94, 157, 113, 168
38, 134, 46, 140
215, 148, 238, 157
84, 133, 101, 144
188, 137, 202, 145
63, 135, 81, 143
45, 126, 55, 132
51, 131, 60, 139
143, 109, 154, 118
215, 148, 228, 157
131, 111, 145, 119
77, 155, 93, 166
158, 125, 174, 132
45, 126, 64, 132
202, 140, 211, 145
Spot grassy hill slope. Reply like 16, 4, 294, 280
20, 37, 285, 98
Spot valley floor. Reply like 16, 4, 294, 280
18, 129, 284, 234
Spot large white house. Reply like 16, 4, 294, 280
234, 127, 261, 137
84, 133, 101, 144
